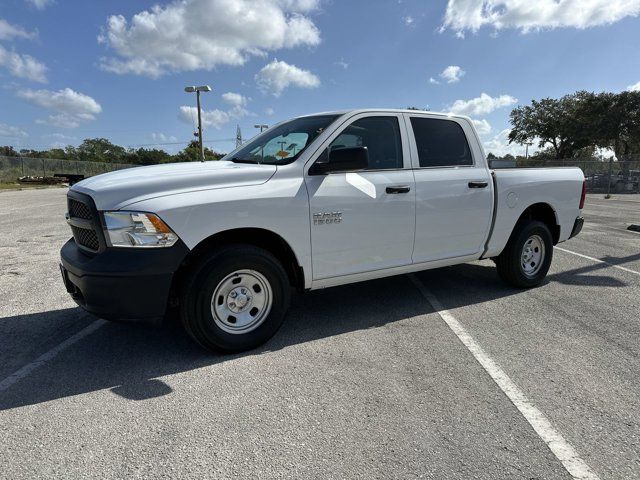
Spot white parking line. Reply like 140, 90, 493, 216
555, 246, 640, 276
0, 319, 105, 393
408, 274, 600, 480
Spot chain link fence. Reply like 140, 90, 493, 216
3, 154, 639, 195
490, 156, 640, 194
0, 156, 136, 183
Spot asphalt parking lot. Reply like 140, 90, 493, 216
0, 188, 639, 479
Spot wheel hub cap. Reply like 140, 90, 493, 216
211, 269, 273, 334
521, 235, 545, 278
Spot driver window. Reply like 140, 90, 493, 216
328, 116, 403, 170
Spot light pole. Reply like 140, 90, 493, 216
184, 85, 211, 162
524, 141, 533, 160
254, 124, 268, 133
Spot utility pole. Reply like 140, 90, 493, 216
184, 85, 211, 161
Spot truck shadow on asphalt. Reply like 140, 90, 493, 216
0, 258, 631, 411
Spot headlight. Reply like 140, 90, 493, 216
103, 211, 179, 248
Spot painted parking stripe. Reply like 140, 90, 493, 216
0, 319, 105, 393
555, 246, 640, 276
408, 274, 600, 480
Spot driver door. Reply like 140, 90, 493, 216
304, 113, 416, 280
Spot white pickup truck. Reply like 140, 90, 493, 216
60, 109, 585, 352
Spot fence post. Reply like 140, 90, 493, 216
21, 158, 24, 176
42, 158, 46, 178
606, 157, 613, 198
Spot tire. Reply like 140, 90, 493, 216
495, 220, 553, 288
180, 245, 291, 353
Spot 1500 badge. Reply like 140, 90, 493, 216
313, 211, 342, 225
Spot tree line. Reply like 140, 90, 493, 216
508, 90, 640, 161
3, 90, 638, 166
0, 139, 225, 165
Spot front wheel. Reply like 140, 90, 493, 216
180, 245, 291, 353
495, 220, 553, 288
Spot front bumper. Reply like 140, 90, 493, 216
60, 238, 189, 321
569, 216, 584, 239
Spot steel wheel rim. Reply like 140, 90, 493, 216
210, 269, 273, 334
521, 234, 545, 278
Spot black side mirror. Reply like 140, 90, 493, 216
310, 146, 369, 175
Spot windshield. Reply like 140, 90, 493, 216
226, 114, 340, 165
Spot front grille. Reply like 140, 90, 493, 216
67, 192, 102, 253
68, 198, 92, 220
71, 225, 100, 251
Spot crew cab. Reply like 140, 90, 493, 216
60, 109, 586, 352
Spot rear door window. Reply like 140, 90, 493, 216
409, 117, 473, 167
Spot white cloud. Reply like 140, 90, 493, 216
221, 92, 248, 108
36, 114, 81, 129
44, 132, 76, 141
442, 0, 640, 35
0, 19, 35, 40
179, 106, 230, 130
403, 15, 415, 26
440, 65, 465, 83
472, 119, 492, 135
25, 0, 55, 10
0, 123, 28, 138
449, 92, 517, 116
18, 88, 102, 128
335, 58, 349, 69
98, 0, 321, 77
0, 45, 47, 82
483, 128, 532, 157
255, 59, 320, 96
18, 88, 101, 116
265, 107, 275, 116
429, 77, 440, 85
178, 92, 250, 130
151, 132, 177, 142
627, 81, 640, 91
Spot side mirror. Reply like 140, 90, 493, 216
310, 146, 369, 175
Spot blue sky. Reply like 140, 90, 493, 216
1, 0, 640, 156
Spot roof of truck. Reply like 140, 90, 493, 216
298, 108, 469, 120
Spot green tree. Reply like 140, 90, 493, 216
129, 148, 172, 165
0, 146, 20, 157
76, 138, 127, 163
173, 141, 224, 162
590, 91, 640, 159
508, 93, 591, 159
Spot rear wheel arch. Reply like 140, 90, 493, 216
515, 202, 560, 245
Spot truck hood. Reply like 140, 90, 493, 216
72, 161, 277, 210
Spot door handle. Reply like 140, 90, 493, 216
468, 181, 488, 189
386, 185, 411, 194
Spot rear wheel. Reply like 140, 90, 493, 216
180, 245, 291, 353
495, 220, 553, 288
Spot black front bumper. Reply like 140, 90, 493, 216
569, 216, 584, 239
60, 238, 189, 321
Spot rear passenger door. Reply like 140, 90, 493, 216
305, 113, 415, 280
405, 114, 493, 263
